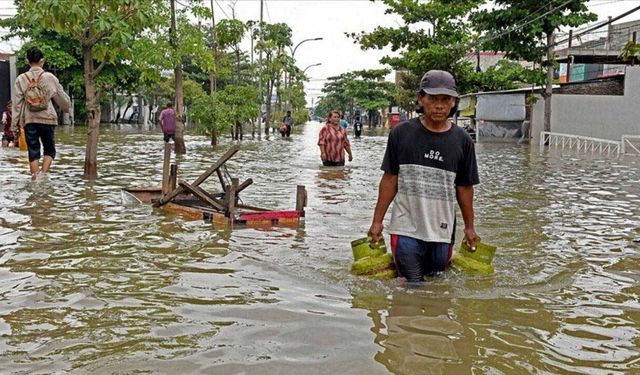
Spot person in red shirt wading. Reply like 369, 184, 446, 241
317, 110, 353, 167
159, 102, 177, 143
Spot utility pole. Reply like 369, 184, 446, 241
544, 30, 554, 134
543, 3, 553, 134
209, 0, 217, 95
257, 0, 264, 140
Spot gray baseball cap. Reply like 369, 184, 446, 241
418, 70, 458, 97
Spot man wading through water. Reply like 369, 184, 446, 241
13, 46, 70, 177
368, 70, 479, 283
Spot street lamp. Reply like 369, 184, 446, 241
291, 37, 323, 58
286, 38, 322, 111
303, 62, 322, 75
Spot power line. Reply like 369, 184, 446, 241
214, 0, 231, 19
551, 4, 640, 47
472, 0, 577, 50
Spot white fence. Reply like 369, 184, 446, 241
621, 135, 640, 155
540, 132, 622, 155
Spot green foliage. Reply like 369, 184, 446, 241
292, 109, 309, 125
315, 69, 394, 118
216, 19, 247, 47
471, 0, 597, 63
13, 0, 164, 61
350, 0, 482, 94
132, 5, 213, 84
467, 60, 545, 92
190, 84, 259, 135
620, 41, 640, 64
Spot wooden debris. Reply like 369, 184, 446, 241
128, 144, 306, 227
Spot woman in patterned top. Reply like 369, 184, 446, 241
317, 110, 353, 166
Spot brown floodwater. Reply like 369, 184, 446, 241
0, 122, 639, 374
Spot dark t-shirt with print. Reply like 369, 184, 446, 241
381, 117, 479, 242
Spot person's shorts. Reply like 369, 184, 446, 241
390, 234, 454, 282
25, 123, 55, 162
164, 133, 175, 142
322, 160, 345, 167
2, 134, 15, 143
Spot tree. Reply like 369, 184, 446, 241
471, 0, 596, 132
9, 0, 163, 179
350, 0, 482, 95
620, 40, 640, 66
316, 69, 394, 127
345, 69, 395, 127
255, 22, 292, 134
131, 1, 214, 154
190, 84, 259, 146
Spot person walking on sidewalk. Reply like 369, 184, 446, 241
318, 110, 353, 166
12, 47, 70, 176
159, 101, 177, 143
367, 70, 479, 282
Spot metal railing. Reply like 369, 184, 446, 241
621, 135, 640, 155
540, 132, 622, 155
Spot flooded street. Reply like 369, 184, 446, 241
0, 122, 639, 374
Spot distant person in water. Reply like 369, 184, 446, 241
317, 110, 353, 166
339, 114, 348, 129
353, 116, 363, 139
280, 110, 293, 138
12, 46, 70, 176
2, 100, 16, 147
159, 101, 176, 143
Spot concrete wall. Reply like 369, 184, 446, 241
531, 66, 640, 143
476, 93, 526, 121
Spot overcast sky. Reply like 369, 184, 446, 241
2, 0, 640, 105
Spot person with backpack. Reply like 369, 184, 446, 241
12, 46, 70, 176
159, 101, 176, 143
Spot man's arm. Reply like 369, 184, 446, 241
456, 185, 479, 250
368, 171, 398, 242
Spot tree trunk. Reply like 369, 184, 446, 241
83, 46, 100, 180
121, 97, 132, 124
171, 0, 187, 155
137, 93, 144, 124
209, 71, 216, 94
235, 119, 242, 140
174, 65, 187, 154
544, 31, 554, 133
110, 91, 117, 123
210, 128, 217, 146
265, 81, 274, 135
